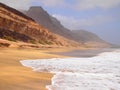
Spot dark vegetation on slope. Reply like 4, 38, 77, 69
0, 28, 34, 42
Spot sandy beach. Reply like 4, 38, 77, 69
0, 47, 73, 90
0, 47, 112, 90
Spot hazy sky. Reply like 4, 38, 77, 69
1, 0, 120, 45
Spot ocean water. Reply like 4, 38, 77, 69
20, 49, 120, 90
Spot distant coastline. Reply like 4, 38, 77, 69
48, 48, 115, 58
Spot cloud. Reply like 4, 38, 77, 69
52, 14, 115, 30
0, 0, 66, 10
75, 0, 120, 10
33, 0, 120, 10
32, 0, 120, 10
1, 0, 120, 10
0, 0, 30, 10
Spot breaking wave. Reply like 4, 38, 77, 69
20, 50, 120, 90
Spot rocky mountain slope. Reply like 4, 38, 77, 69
0, 3, 78, 47
25, 6, 109, 47
25, 6, 74, 40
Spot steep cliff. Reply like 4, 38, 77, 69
0, 3, 77, 46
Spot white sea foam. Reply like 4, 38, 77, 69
20, 50, 120, 90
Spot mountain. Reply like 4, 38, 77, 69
0, 3, 79, 47
25, 6, 75, 40
71, 30, 105, 42
71, 30, 109, 47
25, 6, 109, 47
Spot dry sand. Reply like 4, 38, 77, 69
0, 47, 73, 90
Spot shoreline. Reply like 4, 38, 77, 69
52, 48, 115, 57
20, 48, 120, 90
0, 47, 113, 90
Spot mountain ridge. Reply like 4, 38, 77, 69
72, 30, 105, 42
25, 6, 109, 47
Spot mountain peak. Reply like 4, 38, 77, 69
28, 6, 46, 13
